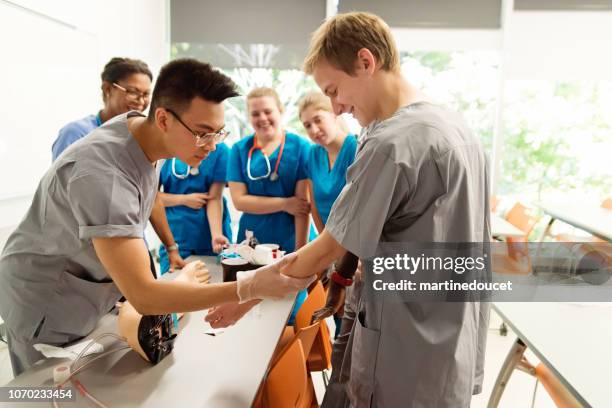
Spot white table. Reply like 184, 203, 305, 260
538, 202, 612, 242
4, 256, 296, 407
489, 302, 612, 407
491, 215, 525, 239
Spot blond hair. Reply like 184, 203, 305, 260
303, 12, 399, 75
298, 91, 349, 134
246, 87, 284, 113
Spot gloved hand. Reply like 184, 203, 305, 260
236, 253, 316, 303
311, 280, 346, 323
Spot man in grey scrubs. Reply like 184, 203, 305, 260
208, 12, 491, 407
0, 58, 315, 376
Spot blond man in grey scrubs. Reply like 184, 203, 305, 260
0, 59, 315, 376
207, 12, 491, 408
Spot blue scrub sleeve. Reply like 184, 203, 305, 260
213, 143, 229, 182
52, 125, 84, 161
296, 138, 311, 181
227, 143, 246, 183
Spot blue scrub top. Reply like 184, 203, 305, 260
52, 114, 100, 161
227, 132, 311, 253
159, 143, 232, 272
307, 135, 357, 225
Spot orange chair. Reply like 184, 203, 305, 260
263, 339, 317, 408
271, 322, 320, 368
505, 202, 538, 242
602, 197, 612, 210
295, 281, 333, 375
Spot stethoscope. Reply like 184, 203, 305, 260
172, 158, 200, 179
247, 133, 285, 181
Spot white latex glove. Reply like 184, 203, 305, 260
236, 253, 316, 303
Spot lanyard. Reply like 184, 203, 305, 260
247, 133, 285, 181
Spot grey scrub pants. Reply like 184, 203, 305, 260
322, 279, 364, 408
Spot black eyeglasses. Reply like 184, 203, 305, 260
112, 83, 150, 102
165, 108, 229, 147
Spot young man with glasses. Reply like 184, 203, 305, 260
0, 58, 316, 376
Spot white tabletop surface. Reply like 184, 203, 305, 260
538, 202, 612, 242
491, 214, 525, 238
493, 302, 612, 408
5, 256, 296, 407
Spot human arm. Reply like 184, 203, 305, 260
206, 182, 229, 253
158, 191, 209, 209
93, 238, 314, 315
149, 192, 186, 272
228, 182, 309, 216
307, 180, 325, 233
294, 179, 310, 249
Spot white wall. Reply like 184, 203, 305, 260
0, 0, 170, 233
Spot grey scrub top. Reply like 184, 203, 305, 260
326, 102, 491, 408
0, 111, 157, 345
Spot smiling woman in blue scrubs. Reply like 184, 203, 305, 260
157, 142, 232, 274
227, 87, 311, 252
227, 87, 311, 324
51, 57, 153, 161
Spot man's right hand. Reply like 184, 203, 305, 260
311, 280, 346, 323
182, 193, 209, 210
283, 196, 310, 216
236, 253, 316, 303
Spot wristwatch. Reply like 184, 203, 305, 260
331, 271, 353, 287
166, 243, 179, 252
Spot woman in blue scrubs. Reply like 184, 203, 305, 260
158, 143, 232, 274
227, 87, 311, 324
299, 91, 357, 337
227, 87, 311, 252
52, 57, 152, 161
299, 91, 357, 233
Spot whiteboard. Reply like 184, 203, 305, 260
0, 2, 99, 199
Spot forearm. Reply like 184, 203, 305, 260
335, 252, 359, 278
149, 194, 176, 246
233, 194, 287, 214
282, 230, 346, 279
294, 179, 309, 249
206, 198, 224, 236
158, 192, 184, 207
311, 205, 325, 234
294, 214, 308, 250
136, 280, 239, 315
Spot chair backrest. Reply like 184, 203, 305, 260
264, 339, 312, 408
294, 280, 326, 330
506, 202, 538, 241
271, 322, 320, 367
601, 197, 612, 210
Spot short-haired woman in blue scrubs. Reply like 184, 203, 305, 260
158, 140, 232, 274
227, 87, 311, 324
299, 91, 358, 338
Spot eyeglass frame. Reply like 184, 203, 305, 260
112, 82, 151, 102
165, 108, 229, 147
